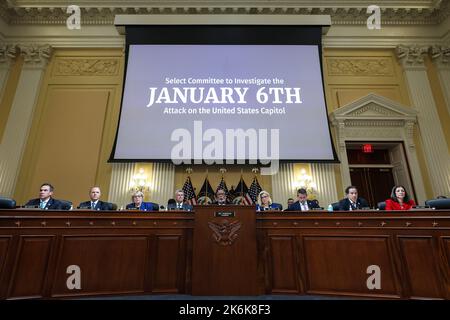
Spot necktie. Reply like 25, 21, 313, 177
178, 203, 182, 209
40, 201, 45, 209
92, 202, 96, 210
351, 202, 357, 210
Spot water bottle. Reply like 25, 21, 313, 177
327, 204, 333, 212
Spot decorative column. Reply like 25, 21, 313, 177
0, 44, 17, 100
150, 162, 175, 207
311, 163, 339, 207
334, 120, 352, 190
0, 44, 52, 197
403, 120, 428, 204
271, 162, 296, 206
430, 45, 450, 116
108, 163, 136, 209
396, 45, 450, 196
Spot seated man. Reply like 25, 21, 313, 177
24, 183, 67, 210
78, 187, 114, 211
286, 188, 320, 211
167, 189, 193, 211
126, 191, 159, 211
212, 189, 230, 205
338, 186, 369, 211
283, 198, 295, 211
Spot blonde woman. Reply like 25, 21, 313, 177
256, 190, 282, 211
126, 191, 159, 211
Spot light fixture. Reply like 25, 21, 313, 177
296, 168, 317, 196
130, 168, 151, 193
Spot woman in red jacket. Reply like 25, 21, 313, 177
385, 185, 416, 211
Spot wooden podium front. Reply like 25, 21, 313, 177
191, 205, 260, 295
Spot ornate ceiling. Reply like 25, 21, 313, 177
0, 0, 448, 25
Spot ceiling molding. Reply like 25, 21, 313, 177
0, 1, 449, 26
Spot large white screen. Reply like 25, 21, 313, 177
113, 44, 335, 161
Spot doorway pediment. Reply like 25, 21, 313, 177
330, 93, 417, 123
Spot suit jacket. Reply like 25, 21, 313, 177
126, 202, 159, 211
256, 202, 283, 211
338, 197, 370, 211
78, 200, 113, 211
286, 200, 320, 211
385, 199, 415, 211
167, 202, 193, 211
25, 198, 67, 210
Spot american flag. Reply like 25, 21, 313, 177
234, 176, 252, 205
248, 176, 263, 204
197, 177, 215, 203
182, 176, 197, 205
228, 185, 236, 203
216, 177, 230, 200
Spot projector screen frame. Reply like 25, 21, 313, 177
109, 15, 339, 164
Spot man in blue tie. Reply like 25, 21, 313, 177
167, 189, 193, 211
24, 183, 66, 210
78, 187, 114, 211
286, 188, 321, 211
338, 186, 370, 211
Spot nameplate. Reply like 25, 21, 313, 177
215, 211, 235, 218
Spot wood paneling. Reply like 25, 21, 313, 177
8, 236, 54, 299
192, 206, 259, 295
302, 236, 400, 297
398, 236, 445, 299
152, 235, 183, 293
0, 237, 11, 295
268, 236, 299, 293
51, 235, 149, 297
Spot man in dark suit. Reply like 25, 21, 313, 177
25, 183, 68, 210
286, 188, 321, 211
78, 187, 114, 211
212, 189, 230, 205
338, 186, 370, 211
167, 189, 193, 211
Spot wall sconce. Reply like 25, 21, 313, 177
130, 168, 151, 193
296, 169, 317, 196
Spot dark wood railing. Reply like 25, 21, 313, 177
0, 207, 449, 299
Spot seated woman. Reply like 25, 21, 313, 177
126, 191, 159, 211
385, 185, 415, 211
256, 191, 283, 211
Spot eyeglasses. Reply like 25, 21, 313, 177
261, 195, 269, 198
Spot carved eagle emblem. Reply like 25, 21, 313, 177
208, 220, 242, 246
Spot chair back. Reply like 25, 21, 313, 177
0, 197, 16, 209
59, 200, 73, 210
377, 201, 386, 210
425, 198, 450, 209
332, 202, 340, 211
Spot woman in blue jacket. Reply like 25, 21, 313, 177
256, 190, 283, 211
126, 191, 159, 211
